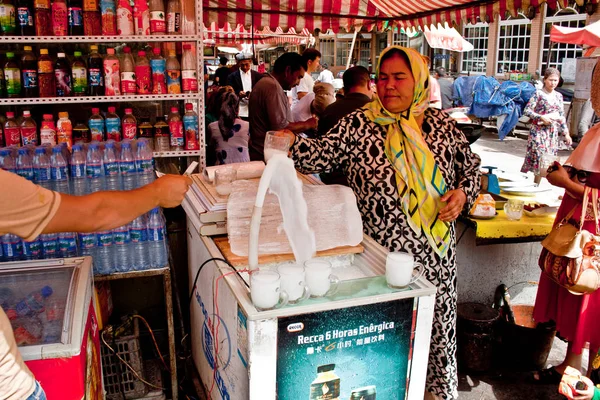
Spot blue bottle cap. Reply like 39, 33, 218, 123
18, 148, 28, 155
52, 146, 62, 153
0, 149, 10, 156
72, 144, 82, 151
41, 285, 53, 297
35, 147, 46, 154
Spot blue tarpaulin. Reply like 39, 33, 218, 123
453, 76, 536, 140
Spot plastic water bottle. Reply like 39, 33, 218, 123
22, 237, 42, 260
50, 146, 70, 194
0, 148, 16, 173
15, 286, 53, 317
42, 298, 63, 343
32, 147, 52, 190
112, 224, 131, 272
16, 148, 34, 181
70, 144, 87, 196
119, 140, 136, 190
86, 142, 104, 193
58, 232, 78, 258
147, 208, 167, 267
103, 141, 120, 191
135, 138, 154, 187
40, 233, 58, 259
95, 230, 114, 274
1, 234, 23, 261
130, 214, 149, 270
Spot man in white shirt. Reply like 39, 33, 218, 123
317, 63, 334, 84
227, 53, 264, 119
291, 48, 321, 108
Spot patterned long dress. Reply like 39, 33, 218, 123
521, 89, 569, 173
290, 107, 482, 399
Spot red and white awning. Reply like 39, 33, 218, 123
423, 23, 474, 52
550, 20, 600, 48
203, 22, 311, 45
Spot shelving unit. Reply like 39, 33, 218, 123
0, 35, 198, 43
0, 93, 201, 105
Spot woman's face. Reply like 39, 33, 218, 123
544, 74, 560, 92
376, 53, 415, 113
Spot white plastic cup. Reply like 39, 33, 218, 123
250, 270, 289, 310
504, 199, 524, 221
264, 131, 291, 162
304, 259, 339, 298
385, 252, 424, 289
277, 264, 310, 304
214, 167, 236, 196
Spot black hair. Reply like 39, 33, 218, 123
273, 52, 307, 74
343, 66, 370, 92
218, 91, 240, 141
219, 56, 228, 65
302, 48, 321, 63
379, 48, 410, 71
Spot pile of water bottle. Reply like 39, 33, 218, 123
0, 138, 169, 275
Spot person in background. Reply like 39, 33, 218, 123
521, 67, 573, 174
205, 86, 235, 166
214, 56, 231, 86
208, 91, 250, 164
435, 67, 454, 110
317, 63, 334, 84
281, 46, 481, 399
291, 48, 321, 108
227, 53, 264, 121
0, 170, 191, 400
429, 71, 442, 109
248, 52, 318, 161
291, 82, 335, 136
578, 98, 600, 139
258, 60, 266, 74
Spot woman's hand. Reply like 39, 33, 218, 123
573, 376, 596, 400
274, 129, 297, 147
439, 189, 467, 222
564, 134, 573, 147
540, 116, 552, 125
546, 162, 571, 188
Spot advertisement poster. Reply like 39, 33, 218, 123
277, 298, 415, 400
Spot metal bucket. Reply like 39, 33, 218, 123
500, 304, 556, 371
457, 302, 501, 373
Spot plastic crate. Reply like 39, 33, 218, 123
101, 319, 149, 400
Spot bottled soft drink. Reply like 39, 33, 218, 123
0, 65, 5, 99
34, 0, 52, 35
42, 297, 63, 342
1, 233, 23, 261
0, 148, 16, 173
103, 48, 120, 95
77, 231, 96, 257
21, 46, 38, 97
132, 0, 147, 35
115, 0, 131, 35
67, 0, 82, 35
153, 115, 169, 152
88, 44, 104, 96
138, 118, 153, 148
165, 0, 178, 34
4, 52, 21, 98
40, 233, 58, 258
70, 142, 86, 195
135, 137, 153, 186
51, 0, 67, 35
165, 49, 181, 94
4, 111, 20, 147
88, 107, 104, 141
15, 286, 52, 317
95, 230, 113, 274
150, 47, 166, 94
122, 108, 136, 140
54, 52, 72, 96
32, 146, 51, 188
148, 0, 163, 34
105, 106, 120, 141
17, 0, 35, 35
99, 0, 115, 35
16, 147, 34, 181
38, 48, 55, 98
181, 44, 197, 93
85, 141, 104, 192
72, 121, 90, 143
167, 106, 183, 150
71, 50, 87, 96
112, 224, 130, 271
0, 0, 17, 34
82, 0, 100, 35
119, 139, 135, 190
183, 102, 199, 150
135, 50, 150, 94
147, 207, 167, 267
56, 111, 72, 149
58, 231, 77, 257
129, 214, 149, 270
19, 110, 37, 146
50, 145, 69, 193
120, 46, 135, 95
103, 140, 119, 190
40, 114, 56, 145
22, 236, 42, 260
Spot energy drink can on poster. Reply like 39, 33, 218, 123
310, 364, 340, 400
350, 385, 376, 400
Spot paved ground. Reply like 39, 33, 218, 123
457, 130, 587, 400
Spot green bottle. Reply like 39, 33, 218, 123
71, 51, 87, 96
0, 0, 16, 35
4, 52, 20, 97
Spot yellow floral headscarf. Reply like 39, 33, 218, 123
364, 46, 450, 258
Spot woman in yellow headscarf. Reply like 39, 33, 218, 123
284, 46, 481, 399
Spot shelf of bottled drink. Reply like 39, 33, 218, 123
0, 93, 201, 105
0, 35, 199, 44
152, 150, 201, 157
94, 265, 169, 281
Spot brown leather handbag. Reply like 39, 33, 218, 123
539, 187, 600, 295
